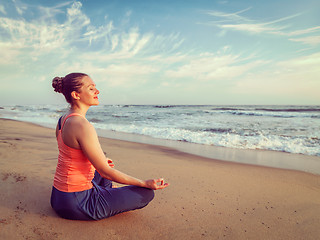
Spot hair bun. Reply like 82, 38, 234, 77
52, 77, 64, 93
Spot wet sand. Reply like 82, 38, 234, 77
0, 118, 320, 239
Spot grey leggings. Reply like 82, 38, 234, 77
51, 171, 154, 220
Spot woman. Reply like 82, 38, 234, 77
51, 72, 169, 220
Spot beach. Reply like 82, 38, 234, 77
0, 118, 320, 240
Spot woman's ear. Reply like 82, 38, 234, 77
71, 91, 80, 100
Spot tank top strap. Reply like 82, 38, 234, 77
61, 113, 84, 130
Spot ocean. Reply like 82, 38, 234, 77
1, 104, 319, 157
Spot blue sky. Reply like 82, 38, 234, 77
0, 0, 319, 105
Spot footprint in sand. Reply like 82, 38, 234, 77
1, 172, 27, 182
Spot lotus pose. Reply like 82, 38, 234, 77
51, 73, 169, 220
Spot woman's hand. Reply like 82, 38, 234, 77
144, 178, 169, 190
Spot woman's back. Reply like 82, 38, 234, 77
53, 113, 95, 192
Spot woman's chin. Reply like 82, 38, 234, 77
92, 100, 99, 106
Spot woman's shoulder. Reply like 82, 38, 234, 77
65, 115, 90, 128
63, 115, 96, 139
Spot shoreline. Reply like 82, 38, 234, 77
1, 117, 320, 175
0, 118, 320, 239
95, 128, 320, 175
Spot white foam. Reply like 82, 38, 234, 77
2, 104, 320, 156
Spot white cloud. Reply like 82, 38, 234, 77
220, 23, 284, 34
0, 0, 185, 66
0, 42, 20, 64
66, 1, 90, 27
37, 2, 71, 22
131, 33, 153, 55
0, 17, 66, 51
125, 10, 132, 18
146, 53, 187, 64
233, 52, 320, 103
0, 5, 6, 15
84, 21, 114, 45
1, 0, 318, 105
106, 63, 157, 75
289, 35, 320, 46
151, 33, 184, 53
13, 0, 27, 15
205, 7, 252, 23
287, 26, 320, 36
69, 62, 160, 87
165, 52, 264, 81
0, 2, 86, 52
277, 51, 320, 69
111, 35, 119, 51
205, 8, 320, 48
121, 27, 140, 52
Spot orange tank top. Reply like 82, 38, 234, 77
53, 113, 95, 192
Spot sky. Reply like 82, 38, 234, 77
0, 0, 319, 105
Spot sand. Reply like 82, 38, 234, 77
0, 118, 320, 240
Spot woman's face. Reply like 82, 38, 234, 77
78, 76, 100, 106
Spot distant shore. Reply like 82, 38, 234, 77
1, 118, 320, 239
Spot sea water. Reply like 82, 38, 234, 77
1, 104, 319, 157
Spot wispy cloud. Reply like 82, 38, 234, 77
233, 52, 320, 103
0, 1, 189, 90
1, 0, 319, 105
13, 0, 27, 15
165, 52, 265, 82
205, 8, 320, 47
220, 23, 286, 34
0, 2, 177, 57
205, 7, 252, 23
289, 35, 320, 46
37, 2, 72, 21
286, 27, 320, 46
0, 2, 86, 53
287, 26, 320, 36
0, 4, 6, 15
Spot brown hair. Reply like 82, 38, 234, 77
52, 73, 88, 104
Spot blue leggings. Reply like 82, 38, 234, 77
51, 171, 155, 220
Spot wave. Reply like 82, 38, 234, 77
255, 107, 320, 112
207, 106, 320, 118
2, 104, 319, 157
211, 107, 241, 111
210, 105, 319, 111
152, 105, 207, 108
154, 105, 176, 108
88, 118, 103, 123
96, 123, 320, 156
203, 128, 234, 134
111, 115, 129, 118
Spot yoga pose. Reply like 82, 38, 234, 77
51, 73, 169, 220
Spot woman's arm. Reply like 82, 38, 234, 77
74, 118, 169, 190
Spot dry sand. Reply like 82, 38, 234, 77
0, 118, 320, 240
